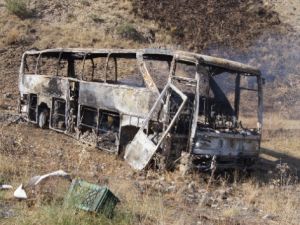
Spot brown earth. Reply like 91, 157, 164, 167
0, 0, 300, 225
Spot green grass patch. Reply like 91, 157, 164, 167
11, 202, 135, 225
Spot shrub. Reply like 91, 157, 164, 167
4, 28, 22, 45
116, 23, 145, 42
5, 0, 31, 18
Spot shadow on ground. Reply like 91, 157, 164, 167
252, 148, 300, 184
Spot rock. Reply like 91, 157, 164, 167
3, 93, 12, 99
262, 214, 277, 220
0, 48, 7, 54
211, 203, 218, 208
143, 28, 155, 43
215, 189, 227, 200
166, 185, 176, 193
199, 192, 213, 207
188, 181, 196, 191
186, 193, 200, 204
0, 207, 15, 219
159, 176, 165, 182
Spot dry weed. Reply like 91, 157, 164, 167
222, 207, 240, 218
3, 28, 22, 45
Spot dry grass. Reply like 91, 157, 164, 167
262, 135, 300, 158
0, 155, 18, 183
237, 181, 300, 225
263, 113, 300, 130
3, 28, 22, 45
0, 117, 299, 224
0, 0, 166, 50
0, 0, 299, 224
222, 208, 240, 218
5, 204, 134, 225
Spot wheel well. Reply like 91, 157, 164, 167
38, 102, 50, 114
119, 125, 139, 146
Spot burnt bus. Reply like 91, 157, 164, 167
18, 48, 263, 170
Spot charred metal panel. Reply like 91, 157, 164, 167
136, 52, 160, 94
120, 114, 145, 127
23, 48, 261, 75
124, 130, 157, 170
79, 82, 157, 117
21, 75, 68, 99
125, 83, 188, 170
192, 131, 260, 157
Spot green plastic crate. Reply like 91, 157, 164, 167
65, 179, 120, 218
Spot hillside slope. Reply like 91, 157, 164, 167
0, 1, 300, 225
131, 0, 300, 118
0, 0, 299, 117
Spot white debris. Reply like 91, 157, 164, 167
262, 214, 277, 220
13, 170, 71, 200
0, 184, 13, 190
14, 184, 27, 199
27, 170, 70, 187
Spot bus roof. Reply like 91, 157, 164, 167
24, 48, 261, 76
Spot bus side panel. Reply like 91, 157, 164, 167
79, 82, 157, 117
20, 75, 69, 99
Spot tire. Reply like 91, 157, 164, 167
38, 110, 48, 128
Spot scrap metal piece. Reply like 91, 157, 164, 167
13, 170, 71, 199
124, 82, 187, 170
26, 170, 70, 186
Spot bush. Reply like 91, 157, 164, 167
116, 23, 145, 42
5, 0, 31, 18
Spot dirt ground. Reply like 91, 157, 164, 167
0, 0, 300, 224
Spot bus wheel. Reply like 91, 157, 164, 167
38, 110, 48, 128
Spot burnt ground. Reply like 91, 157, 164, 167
132, 0, 282, 50
132, 0, 300, 118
